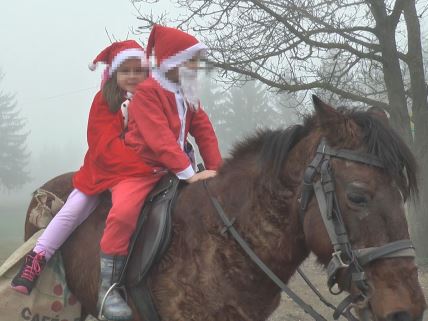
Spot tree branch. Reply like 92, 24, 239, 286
213, 61, 389, 109
247, 0, 383, 62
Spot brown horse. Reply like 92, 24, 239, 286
23, 97, 426, 320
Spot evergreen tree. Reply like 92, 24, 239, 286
272, 90, 308, 124
0, 72, 30, 189
220, 80, 287, 153
200, 76, 299, 155
199, 75, 232, 154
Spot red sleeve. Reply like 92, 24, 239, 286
129, 86, 192, 174
189, 107, 223, 170
88, 92, 151, 174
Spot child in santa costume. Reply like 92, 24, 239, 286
93, 25, 222, 321
11, 40, 152, 300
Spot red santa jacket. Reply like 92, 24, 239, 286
73, 91, 153, 195
125, 74, 222, 178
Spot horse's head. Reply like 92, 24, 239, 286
299, 96, 426, 320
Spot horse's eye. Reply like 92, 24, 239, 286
347, 192, 369, 206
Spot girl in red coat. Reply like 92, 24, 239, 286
93, 25, 223, 321
11, 40, 151, 299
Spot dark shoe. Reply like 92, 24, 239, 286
11, 250, 46, 295
97, 253, 132, 321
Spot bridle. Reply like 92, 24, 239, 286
299, 138, 416, 318
203, 137, 416, 320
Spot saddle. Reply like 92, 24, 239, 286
121, 173, 181, 321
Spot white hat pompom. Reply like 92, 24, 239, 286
88, 62, 97, 71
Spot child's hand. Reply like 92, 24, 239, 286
186, 170, 217, 184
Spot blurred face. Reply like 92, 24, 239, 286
177, 53, 206, 108
182, 54, 200, 70
116, 58, 148, 93
166, 51, 206, 83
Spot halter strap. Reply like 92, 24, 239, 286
319, 143, 384, 168
203, 137, 415, 321
301, 138, 415, 318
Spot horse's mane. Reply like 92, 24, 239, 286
228, 125, 308, 188
228, 108, 418, 200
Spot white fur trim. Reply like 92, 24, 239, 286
110, 48, 146, 75
176, 164, 195, 180
159, 42, 208, 73
151, 69, 180, 94
88, 63, 97, 71
121, 99, 129, 128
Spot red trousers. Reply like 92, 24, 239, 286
100, 174, 163, 255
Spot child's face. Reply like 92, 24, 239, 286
166, 52, 204, 84
116, 58, 148, 93
182, 55, 200, 70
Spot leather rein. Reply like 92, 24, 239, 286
203, 138, 416, 320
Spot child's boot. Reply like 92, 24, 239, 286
97, 253, 132, 321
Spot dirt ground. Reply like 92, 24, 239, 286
268, 255, 428, 321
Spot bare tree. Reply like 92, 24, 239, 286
133, 0, 428, 256
133, 0, 427, 142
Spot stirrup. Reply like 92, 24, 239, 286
98, 282, 118, 321
97, 282, 129, 321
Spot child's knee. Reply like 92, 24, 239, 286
107, 202, 142, 225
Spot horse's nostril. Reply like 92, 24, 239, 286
385, 311, 412, 321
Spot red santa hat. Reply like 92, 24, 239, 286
88, 40, 147, 76
146, 25, 208, 73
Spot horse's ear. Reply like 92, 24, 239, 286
312, 95, 340, 124
312, 95, 352, 144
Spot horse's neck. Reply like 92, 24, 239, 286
212, 161, 309, 281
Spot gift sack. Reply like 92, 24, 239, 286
0, 230, 82, 321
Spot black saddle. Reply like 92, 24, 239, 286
121, 173, 181, 321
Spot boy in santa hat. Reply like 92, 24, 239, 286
96, 25, 222, 320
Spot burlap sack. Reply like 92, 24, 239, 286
0, 230, 82, 321
28, 189, 65, 229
